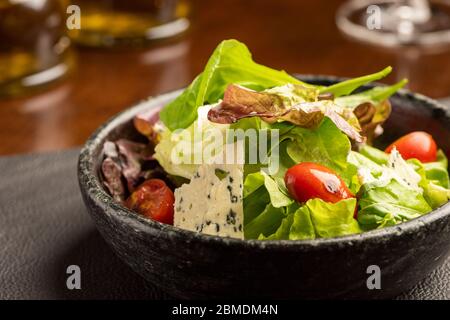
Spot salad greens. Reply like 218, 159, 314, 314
160, 40, 308, 131
259, 198, 360, 240
320, 66, 392, 97
358, 179, 432, 229
116, 39, 450, 240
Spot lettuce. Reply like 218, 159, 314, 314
334, 80, 407, 143
284, 117, 357, 184
154, 105, 230, 179
334, 79, 408, 109
260, 171, 293, 208
356, 145, 450, 210
242, 118, 360, 240
243, 184, 271, 225
245, 203, 286, 239
358, 179, 432, 229
260, 203, 315, 240
320, 66, 393, 97
243, 170, 293, 238
423, 150, 449, 188
358, 144, 389, 165
160, 39, 404, 135
207, 84, 363, 142
408, 153, 450, 209
260, 198, 360, 240
243, 171, 265, 198
160, 40, 308, 131
350, 145, 449, 228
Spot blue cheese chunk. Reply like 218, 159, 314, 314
174, 163, 244, 239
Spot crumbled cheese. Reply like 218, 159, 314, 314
358, 147, 422, 191
358, 167, 377, 185
387, 147, 422, 191
174, 163, 244, 239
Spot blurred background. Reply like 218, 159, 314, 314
1, 0, 450, 155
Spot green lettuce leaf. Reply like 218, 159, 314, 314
284, 117, 356, 184
243, 184, 270, 225
357, 145, 450, 209
160, 39, 309, 131
243, 171, 265, 198
154, 105, 229, 179
308, 198, 361, 238
260, 198, 360, 240
348, 150, 384, 176
244, 203, 286, 239
335, 80, 407, 143
320, 66, 392, 97
408, 157, 450, 209
261, 171, 293, 208
335, 79, 408, 109
358, 144, 389, 165
260, 203, 315, 240
358, 179, 432, 230
423, 150, 449, 188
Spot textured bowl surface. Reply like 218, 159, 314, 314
78, 77, 450, 299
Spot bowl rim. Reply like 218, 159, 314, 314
78, 75, 450, 249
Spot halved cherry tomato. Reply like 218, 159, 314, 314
126, 179, 174, 225
385, 131, 437, 163
284, 162, 355, 204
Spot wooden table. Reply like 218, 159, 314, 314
1, 0, 450, 155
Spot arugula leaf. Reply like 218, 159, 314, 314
320, 66, 392, 97
160, 39, 308, 131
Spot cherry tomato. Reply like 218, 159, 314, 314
126, 179, 174, 225
284, 162, 355, 204
385, 131, 437, 163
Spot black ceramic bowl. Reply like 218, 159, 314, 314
78, 76, 450, 299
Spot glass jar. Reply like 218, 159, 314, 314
0, 0, 75, 97
69, 0, 191, 47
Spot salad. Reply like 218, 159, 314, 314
101, 39, 450, 240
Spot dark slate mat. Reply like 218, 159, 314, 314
0, 149, 448, 300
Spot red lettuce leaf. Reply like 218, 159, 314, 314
208, 84, 364, 142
